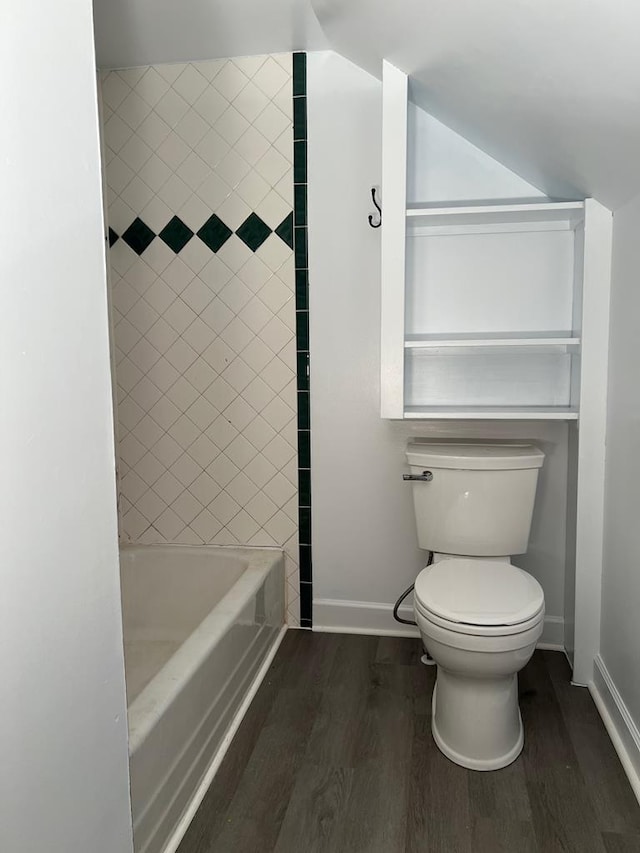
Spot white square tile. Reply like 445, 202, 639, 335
208, 491, 241, 525
274, 169, 294, 206
203, 376, 236, 411
193, 86, 228, 124
167, 413, 201, 449
225, 471, 258, 505
130, 374, 163, 410
253, 103, 290, 143
104, 113, 134, 152
149, 395, 182, 430
241, 337, 273, 373
112, 279, 140, 316
145, 316, 179, 352
157, 173, 192, 211
174, 107, 211, 148
223, 396, 256, 432
232, 55, 267, 77
153, 470, 186, 504
192, 59, 225, 81
188, 472, 218, 507
182, 316, 215, 352
180, 236, 214, 274
144, 238, 176, 275
272, 79, 293, 120
195, 171, 232, 211
165, 376, 200, 411
262, 396, 295, 431
222, 357, 255, 393
161, 256, 196, 294
102, 72, 131, 110
172, 489, 204, 525
219, 316, 254, 354
199, 258, 234, 295
202, 338, 235, 373
120, 469, 148, 503
146, 357, 181, 392
273, 127, 293, 163
237, 254, 272, 291
152, 432, 184, 467
116, 355, 144, 392
186, 395, 218, 430
216, 236, 253, 273
172, 64, 209, 102
261, 356, 294, 393
187, 433, 219, 468
225, 433, 258, 469
263, 509, 296, 544
138, 155, 173, 195
242, 375, 274, 411
110, 240, 138, 277
170, 452, 201, 487
135, 67, 171, 106
163, 297, 197, 333
241, 413, 277, 451
212, 63, 249, 101
235, 126, 272, 168
206, 415, 238, 450
135, 110, 172, 149
178, 194, 212, 231
215, 194, 251, 230
263, 433, 296, 469
153, 507, 185, 539
273, 53, 292, 73
218, 278, 252, 314
118, 396, 145, 430
259, 275, 292, 314
245, 453, 278, 488
119, 133, 154, 173
233, 81, 269, 124
121, 506, 150, 540
118, 90, 152, 130
181, 277, 214, 313
259, 313, 294, 354
128, 336, 162, 373
155, 62, 188, 84
137, 488, 166, 523
235, 169, 271, 209
207, 453, 240, 488
124, 256, 157, 295
189, 508, 222, 541
255, 189, 291, 230
253, 56, 291, 99
177, 151, 211, 191
174, 526, 205, 545
255, 146, 290, 188
108, 197, 136, 234
126, 298, 159, 335
245, 491, 278, 525
143, 277, 176, 313
135, 451, 166, 487
165, 337, 198, 373
263, 470, 297, 508
132, 414, 165, 450
226, 510, 259, 542
183, 358, 217, 393
106, 156, 135, 195
154, 87, 190, 128
195, 127, 231, 169
120, 175, 155, 212
212, 529, 239, 546
140, 194, 173, 232
280, 417, 298, 450
157, 131, 191, 170
119, 432, 147, 467
215, 148, 251, 189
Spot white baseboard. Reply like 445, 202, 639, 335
589, 655, 640, 804
313, 598, 564, 647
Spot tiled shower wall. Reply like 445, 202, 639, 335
100, 54, 301, 624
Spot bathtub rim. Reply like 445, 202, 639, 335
122, 544, 284, 755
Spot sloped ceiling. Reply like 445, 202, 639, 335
93, 0, 640, 210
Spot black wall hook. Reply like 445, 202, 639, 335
368, 187, 382, 228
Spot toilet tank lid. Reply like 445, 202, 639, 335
414, 560, 545, 626
406, 441, 545, 470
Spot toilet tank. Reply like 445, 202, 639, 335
405, 441, 545, 556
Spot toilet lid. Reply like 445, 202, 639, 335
414, 559, 544, 626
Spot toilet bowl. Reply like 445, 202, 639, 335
414, 557, 544, 771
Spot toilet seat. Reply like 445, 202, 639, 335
414, 559, 544, 635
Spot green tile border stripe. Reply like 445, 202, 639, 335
293, 51, 312, 625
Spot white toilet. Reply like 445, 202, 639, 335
405, 440, 546, 771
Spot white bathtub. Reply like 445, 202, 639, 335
120, 545, 285, 853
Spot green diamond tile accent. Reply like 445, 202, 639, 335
275, 211, 294, 249
236, 213, 272, 252
197, 214, 233, 253
108, 227, 119, 248
159, 216, 193, 253
122, 217, 155, 255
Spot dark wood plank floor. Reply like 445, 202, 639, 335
177, 632, 640, 853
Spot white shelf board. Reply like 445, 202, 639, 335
404, 331, 581, 349
405, 201, 585, 229
403, 405, 580, 420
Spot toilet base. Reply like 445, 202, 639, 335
431, 670, 524, 771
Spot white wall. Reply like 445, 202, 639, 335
595, 190, 640, 783
0, 2, 133, 851
307, 51, 568, 643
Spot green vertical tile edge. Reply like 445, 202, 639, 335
293, 52, 307, 97
293, 141, 307, 184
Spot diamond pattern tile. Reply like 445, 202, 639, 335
102, 55, 299, 626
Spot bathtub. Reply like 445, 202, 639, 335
120, 545, 285, 853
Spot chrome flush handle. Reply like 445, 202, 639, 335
403, 470, 433, 482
